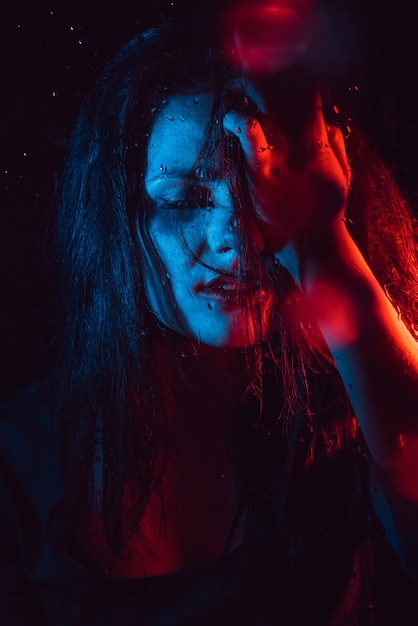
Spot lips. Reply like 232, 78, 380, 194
194, 274, 257, 305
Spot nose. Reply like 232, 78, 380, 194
207, 210, 238, 254
205, 182, 239, 255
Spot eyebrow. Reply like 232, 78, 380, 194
145, 173, 219, 211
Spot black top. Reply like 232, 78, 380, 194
0, 392, 417, 625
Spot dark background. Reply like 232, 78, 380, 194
1, 0, 418, 395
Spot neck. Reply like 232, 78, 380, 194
150, 326, 251, 427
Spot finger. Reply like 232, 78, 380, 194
223, 110, 283, 172
303, 83, 329, 149
326, 124, 352, 185
311, 83, 327, 133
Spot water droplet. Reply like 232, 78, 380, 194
164, 114, 174, 121
166, 272, 171, 279
159, 164, 167, 173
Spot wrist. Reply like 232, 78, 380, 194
275, 217, 351, 288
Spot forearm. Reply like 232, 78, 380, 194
280, 220, 418, 475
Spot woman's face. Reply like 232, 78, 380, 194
144, 92, 273, 347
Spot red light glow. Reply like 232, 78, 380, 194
218, 0, 316, 74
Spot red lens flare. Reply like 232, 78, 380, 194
218, 0, 315, 75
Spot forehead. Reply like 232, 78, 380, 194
146, 92, 213, 187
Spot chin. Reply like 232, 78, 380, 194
191, 316, 270, 349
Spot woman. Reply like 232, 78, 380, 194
0, 6, 417, 625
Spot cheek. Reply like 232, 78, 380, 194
145, 217, 196, 310
147, 216, 180, 264
141, 220, 189, 331
147, 213, 205, 267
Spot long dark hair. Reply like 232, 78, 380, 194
43, 13, 416, 596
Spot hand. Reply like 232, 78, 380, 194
223, 81, 351, 259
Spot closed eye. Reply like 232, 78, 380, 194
154, 185, 215, 211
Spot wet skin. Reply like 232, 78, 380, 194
144, 92, 273, 348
